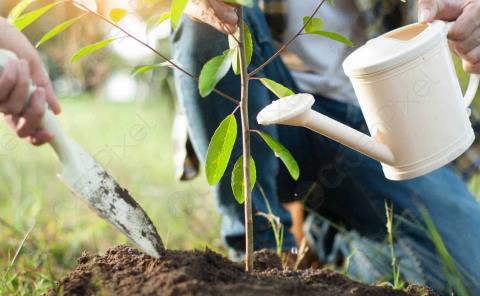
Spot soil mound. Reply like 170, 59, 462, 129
47, 246, 437, 296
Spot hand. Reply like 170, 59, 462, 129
184, 0, 238, 34
418, 0, 480, 74
0, 17, 61, 145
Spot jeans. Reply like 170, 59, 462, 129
171, 4, 480, 295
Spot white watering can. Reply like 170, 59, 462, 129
257, 21, 480, 180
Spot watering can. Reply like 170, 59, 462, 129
257, 21, 480, 180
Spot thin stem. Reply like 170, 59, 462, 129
73, 1, 239, 104
248, 0, 326, 77
237, 7, 253, 272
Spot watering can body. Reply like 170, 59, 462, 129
257, 21, 480, 180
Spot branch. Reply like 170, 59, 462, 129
237, 7, 254, 272
248, 0, 326, 77
72, 1, 239, 104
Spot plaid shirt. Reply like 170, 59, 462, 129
175, 0, 480, 183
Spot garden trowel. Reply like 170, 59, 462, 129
0, 49, 164, 258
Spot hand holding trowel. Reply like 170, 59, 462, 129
0, 49, 164, 258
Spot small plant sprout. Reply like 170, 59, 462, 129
257, 185, 285, 258
9, 0, 352, 272
384, 201, 405, 290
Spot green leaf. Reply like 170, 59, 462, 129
303, 16, 324, 33
229, 22, 253, 75
70, 38, 116, 63
302, 16, 353, 47
327, 0, 335, 6
109, 8, 127, 23
198, 51, 232, 97
14, 1, 66, 31
223, 0, 254, 7
231, 156, 257, 204
258, 78, 295, 98
146, 11, 171, 34
36, 14, 86, 48
314, 31, 353, 47
170, 0, 188, 29
257, 131, 299, 180
131, 64, 164, 76
205, 115, 238, 185
8, 0, 37, 23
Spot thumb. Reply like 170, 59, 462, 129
418, 0, 439, 23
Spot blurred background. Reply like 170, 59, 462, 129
0, 1, 222, 294
1, 1, 480, 295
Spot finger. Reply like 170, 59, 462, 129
450, 28, 480, 56
417, 0, 440, 23
16, 87, 46, 138
29, 129, 53, 146
1, 60, 30, 115
0, 60, 18, 104
30, 63, 61, 114
210, 0, 238, 26
460, 46, 480, 65
449, 2, 480, 42
463, 59, 480, 74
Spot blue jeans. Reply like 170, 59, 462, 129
171, 5, 480, 295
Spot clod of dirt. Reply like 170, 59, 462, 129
47, 246, 438, 296
253, 249, 283, 271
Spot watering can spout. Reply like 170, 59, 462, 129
257, 94, 395, 165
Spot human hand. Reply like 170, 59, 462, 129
0, 17, 61, 145
184, 0, 238, 34
418, 0, 480, 74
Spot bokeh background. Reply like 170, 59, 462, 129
1, 1, 480, 294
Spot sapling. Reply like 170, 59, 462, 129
9, 0, 351, 272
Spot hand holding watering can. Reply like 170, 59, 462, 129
258, 21, 480, 180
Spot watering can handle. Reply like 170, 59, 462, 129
0, 49, 72, 163
444, 22, 480, 107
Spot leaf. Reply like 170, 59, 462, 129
36, 14, 86, 48
170, 0, 188, 29
70, 38, 116, 63
302, 16, 353, 47
8, 0, 37, 23
109, 8, 127, 23
146, 11, 171, 34
257, 131, 299, 180
327, 0, 335, 6
73, 0, 98, 12
303, 16, 324, 33
229, 22, 253, 75
223, 0, 254, 7
14, 1, 66, 31
198, 51, 232, 97
313, 31, 353, 47
205, 115, 238, 186
131, 64, 164, 76
258, 78, 295, 98
231, 156, 257, 204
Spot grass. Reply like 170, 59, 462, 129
0, 95, 222, 295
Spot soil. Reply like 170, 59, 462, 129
47, 246, 438, 296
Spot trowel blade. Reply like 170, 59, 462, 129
59, 140, 164, 258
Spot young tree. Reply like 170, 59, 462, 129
8, 0, 351, 271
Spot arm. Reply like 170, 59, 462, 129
0, 17, 61, 145
418, 0, 480, 74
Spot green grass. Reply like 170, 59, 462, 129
0, 96, 221, 295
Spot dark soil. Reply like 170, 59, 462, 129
47, 246, 437, 296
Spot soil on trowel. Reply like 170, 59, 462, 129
47, 246, 437, 296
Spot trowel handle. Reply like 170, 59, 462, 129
0, 49, 72, 163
